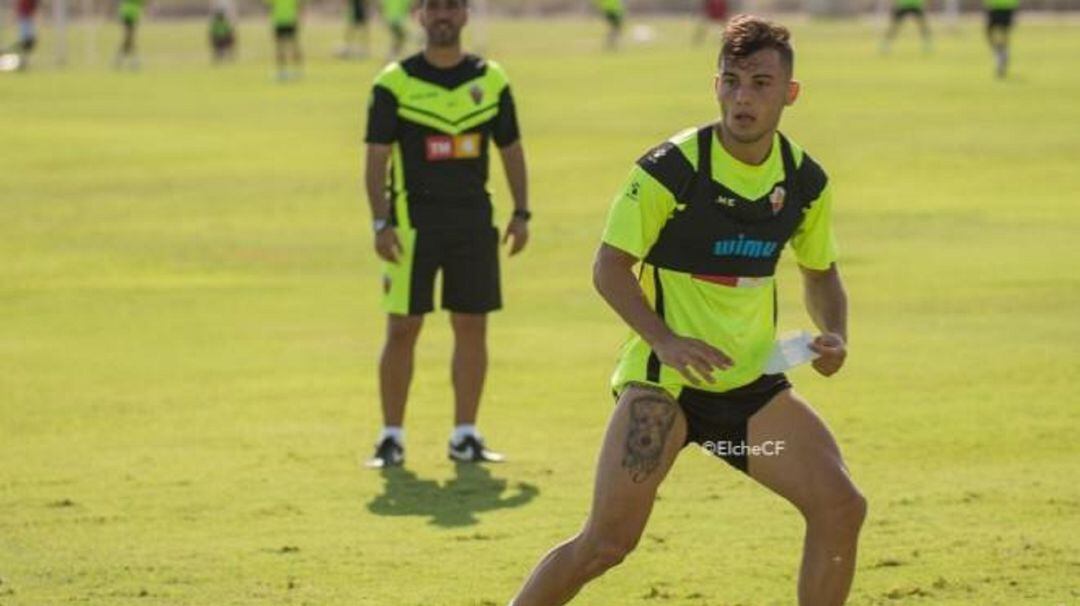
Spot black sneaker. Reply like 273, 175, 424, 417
364, 437, 404, 468
448, 435, 505, 463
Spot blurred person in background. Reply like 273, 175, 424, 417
880, 0, 931, 54
984, 0, 1017, 78
382, 0, 410, 58
266, 0, 303, 80
209, 8, 236, 63
594, 0, 624, 50
115, 0, 146, 70
694, 0, 728, 46
337, 0, 370, 59
4, 0, 39, 70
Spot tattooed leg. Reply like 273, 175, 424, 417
511, 385, 686, 606
622, 394, 678, 483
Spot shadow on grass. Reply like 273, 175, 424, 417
367, 464, 540, 527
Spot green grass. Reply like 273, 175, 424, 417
2, 15, 1079, 606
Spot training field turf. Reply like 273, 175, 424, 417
2, 15, 1078, 605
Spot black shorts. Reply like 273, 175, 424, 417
892, 6, 924, 19
350, 0, 367, 23
603, 10, 623, 27
383, 226, 502, 316
678, 374, 791, 473
987, 8, 1015, 28
274, 23, 298, 39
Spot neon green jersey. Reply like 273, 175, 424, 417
602, 127, 837, 397
595, 0, 624, 15
119, 0, 144, 20
265, 0, 300, 25
382, 0, 410, 24
895, 0, 925, 9
984, 0, 1018, 9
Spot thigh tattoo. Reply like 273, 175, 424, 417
622, 394, 677, 483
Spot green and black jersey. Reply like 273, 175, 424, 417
602, 126, 837, 397
365, 53, 521, 231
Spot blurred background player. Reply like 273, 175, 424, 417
985, 0, 1017, 78
594, 0, 623, 50
381, 0, 410, 59
266, 0, 302, 80
114, 0, 146, 70
337, 0, 369, 59
881, 0, 931, 53
694, 0, 727, 46
209, 7, 236, 63
5, 0, 39, 70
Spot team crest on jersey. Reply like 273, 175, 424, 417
769, 185, 786, 215
469, 84, 484, 105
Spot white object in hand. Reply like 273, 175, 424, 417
763, 330, 820, 374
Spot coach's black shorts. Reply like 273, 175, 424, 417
274, 23, 298, 39
987, 8, 1015, 28
678, 374, 792, 473
383, 226, 501, 316
892, 6, 924, 19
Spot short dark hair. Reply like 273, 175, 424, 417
719, 15, 794, 74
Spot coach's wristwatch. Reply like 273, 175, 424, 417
373, 218, 391, 234
512, 209, 532, 222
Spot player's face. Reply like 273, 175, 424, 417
419, 0, 468, 47
716, 49, 799, 145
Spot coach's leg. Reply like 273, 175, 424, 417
511, 385, 687, 606
450, 312, 487, 425
380, 314, 423, 427
747, 390, 866, 606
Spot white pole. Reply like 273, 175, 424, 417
53, 0, 69, 65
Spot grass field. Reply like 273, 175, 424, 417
2, 14, 1079, 606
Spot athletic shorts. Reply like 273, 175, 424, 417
274, 23, 298, 38
987, 8, 1015, 28
679, 374, 791, 473
603, 9, 623, 27
350, 0, 367, 23
892, 6, 924, 19
382, 226, 501, 316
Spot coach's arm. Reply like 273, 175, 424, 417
365, 143, 401, 263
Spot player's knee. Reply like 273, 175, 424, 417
577, 533, 638, 575
810, 484, 867, 537
386, 316, 422, 343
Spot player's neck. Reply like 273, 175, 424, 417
715, 124, 775, 166
423, 45, 465, 69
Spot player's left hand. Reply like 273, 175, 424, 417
503, 217, 529, 256
809, 332, 846, 377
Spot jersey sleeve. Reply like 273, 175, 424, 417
601, 166, 676, 259
492, 87, 521, 148
789, 183, 838, 270
364, 85, 399, 144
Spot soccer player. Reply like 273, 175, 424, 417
694, 0, 727, 46
985, 0, 1018, 78
362, 0, 530, 467
114, 0, 146, 70
881, 0, 931, 53
209, 8, 236, 63
594, 0, 624, 50
511, 15, 865, 606
266, 0, 302, 80
338, 0, 370, 59
381, 0, 410, 59
7, 0, 39, 69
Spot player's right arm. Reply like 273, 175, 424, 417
364, 144, 401, 263
364, 74, 403, 263
595, 163, 732, 386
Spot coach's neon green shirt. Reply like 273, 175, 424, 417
602, 128, 837, 397
595, 0, 624, 15
895, 0, 925, 9
984, 0, 1018, 10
